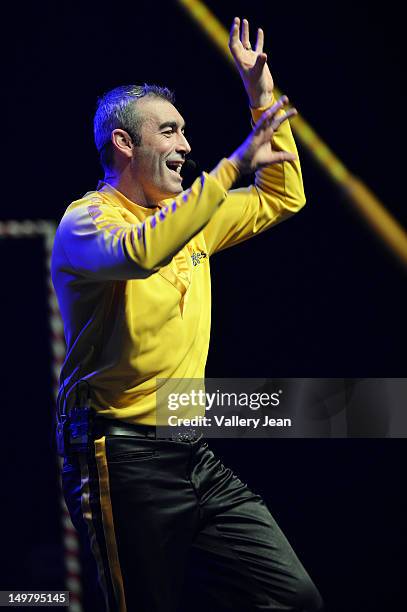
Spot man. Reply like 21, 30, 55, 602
52, 17, 323, 612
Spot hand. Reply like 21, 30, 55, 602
228, 96, 297, 174
229, 17, 274, 108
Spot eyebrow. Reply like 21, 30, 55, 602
158, 121, 186, 131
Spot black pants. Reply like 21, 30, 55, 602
62, 428, 323, 612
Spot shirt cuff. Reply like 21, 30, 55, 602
250, 95, 277, 125
209, 158, 241, 191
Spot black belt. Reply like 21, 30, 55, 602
93, 417, 201, 443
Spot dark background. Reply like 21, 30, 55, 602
1, 0, 405, 610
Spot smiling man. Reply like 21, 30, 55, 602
52, 17, 323, 612
98, 92, 191, 206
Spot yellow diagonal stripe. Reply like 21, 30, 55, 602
177, 0, 407, 268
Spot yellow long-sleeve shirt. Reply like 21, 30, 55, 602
51, 104, 305, 424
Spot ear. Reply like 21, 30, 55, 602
111, 129, 133, 161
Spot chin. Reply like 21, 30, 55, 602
160, 185, 183, 200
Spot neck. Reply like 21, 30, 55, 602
103, 167, 157, 209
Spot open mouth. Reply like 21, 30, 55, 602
166, 160, 183, 176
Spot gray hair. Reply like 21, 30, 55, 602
94, 84, 175, 170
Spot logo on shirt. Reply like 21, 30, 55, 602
188, 246, 208, 267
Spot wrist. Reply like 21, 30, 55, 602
227, 153, 243, 175
249, 92, 274, 110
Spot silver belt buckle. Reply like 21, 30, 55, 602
170, 428, 197, 442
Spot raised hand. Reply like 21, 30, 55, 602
229, 16, 274, 109
228, 96, 297, 174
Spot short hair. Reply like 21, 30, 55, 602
94, 84, 175, 171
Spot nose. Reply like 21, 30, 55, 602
177, 132, 191, 155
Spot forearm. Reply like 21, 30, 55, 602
59, 160, 239, 281
251, 101, 306, 212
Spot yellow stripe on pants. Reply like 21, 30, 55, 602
94, 436, 127, 612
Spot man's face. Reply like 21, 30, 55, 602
130, 96, 191, 205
